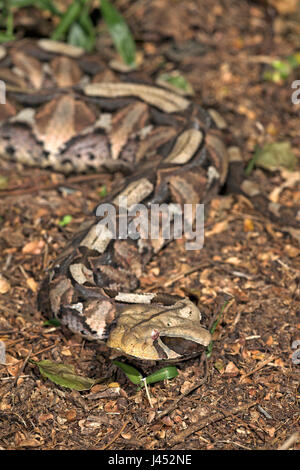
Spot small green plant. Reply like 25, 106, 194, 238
263, 53, 300, 83
98, 185, 107, 197
245, 144, 260, 177
0, 0, 15, 42
113, 360, 178, 407
206, 299, 229, 359
58, 214, 73, 227
0, 0, 137, 65
43, 318, 61, 327
157, 71, 194, 95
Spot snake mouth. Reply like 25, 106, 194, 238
154, 327, 212, 360
157, 335, 207, 359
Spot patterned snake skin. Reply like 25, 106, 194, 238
0, 39, 229, 361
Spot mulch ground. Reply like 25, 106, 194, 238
0, 0, 299, 450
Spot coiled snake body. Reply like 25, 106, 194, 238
0, 39, 228, 361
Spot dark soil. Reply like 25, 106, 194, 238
0, 0, 299, 450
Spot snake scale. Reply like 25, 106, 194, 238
0, 39, 229, 361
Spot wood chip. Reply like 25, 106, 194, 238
0, 275, 10, 294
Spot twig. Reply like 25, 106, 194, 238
0, 375, 31, 381
13, 348, 32, 387
217, 439, 253, 450
241, 55, 280, 64
33, 344, 58, 356
168, 401, 258, 447
142, 378, 153, 408
144, 262, 211, 291
145, 261, 248, 292
0, 173, 108, 198
100, 420, 129, 450
240, 355, 276, 379
278, 431, 300, 450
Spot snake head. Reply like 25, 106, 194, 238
39, 271, 211, 361
107, 297, 211, 361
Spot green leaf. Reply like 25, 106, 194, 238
37, 0, 62, 16
0, 34, 15, 43
144, 366, 178, 386
58, 215, 72, 227
271, 59, 292, 78
245, 145, 260, 176
286, 53, 300, 69
113, 361, 178, 389
206, 300, 229, 358
51, 1, 82, 41
31, 359, 97, 391
78, 7, 96, 52
100, 0, 136, 67
113, 360, 143, 385
99, 185, 107, 197
263, 69, 282, 83
0, 175, 8, 190
43, 318, 61, 327
158, 72, 194, 94
68, 22, 90, 50
214, 359, 225, 372
263, 59, 293, 83
5, 11, 13, 36
253, 141, 296, 172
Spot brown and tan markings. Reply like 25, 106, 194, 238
0, 39, 229, 361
